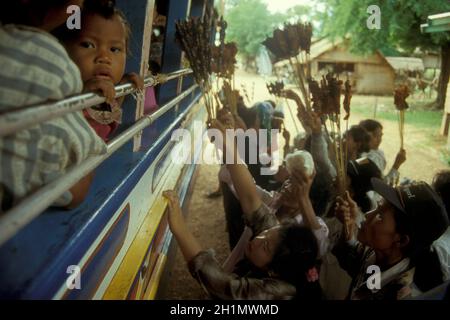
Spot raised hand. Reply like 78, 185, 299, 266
162, 190, 185, 234
120, 72, 144, 90
309, 112, 322, 134
335, 191, 357, 240
83, 78, 116, 105
282, 89, 301, 101
216, 108, 235, 129
282, 127, 290, 143
393, 148, 406, 170
291, 168, 315, 200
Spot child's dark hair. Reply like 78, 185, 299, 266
432, 170, 450, 217
359, 119, 383, 133
392, 208, 444, 292
346, 125, 371, 154
0, 0, 71, 26
53, 0, 131, 50
269, 223, 322, 300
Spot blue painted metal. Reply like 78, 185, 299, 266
125, 106, 206, 299
158, 0, 189, 104
0, 93, 201, 299
190, 0, 204, 18
0, 0, 208, 300
62, 207, 130, 300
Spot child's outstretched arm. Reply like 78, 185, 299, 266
163, 190, 202, 263
209, 119, 262, 216
83, 73, 144, 107
84, 78, 116, 105
335, 191, 358, 241
292, 169, 321, 231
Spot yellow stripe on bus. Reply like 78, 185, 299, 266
143, 253, 167, 300
102, 169, 180, 299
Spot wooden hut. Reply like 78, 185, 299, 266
274, 38, 425, 95
422, 12, 450, 149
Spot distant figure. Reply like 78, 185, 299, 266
256, 47, 273, 77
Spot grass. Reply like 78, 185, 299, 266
441, 149, 450, 166
350, 95, 443, 130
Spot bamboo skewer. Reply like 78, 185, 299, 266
394, 85, 409, 150
262, 22, 352, 199
176, 5, 217, 120
294, 55, 311, 111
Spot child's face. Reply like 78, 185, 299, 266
66, 13, 127, 84
369, 127, 383, 150
344, 134, 357, 157
357, 200, 402, 252
245, 225, 281, 269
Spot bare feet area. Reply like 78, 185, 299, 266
162, 69, 450, 299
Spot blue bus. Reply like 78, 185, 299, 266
0, 0, 212, 299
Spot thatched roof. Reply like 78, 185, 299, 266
272, 38, 426, 73
273, 38, 342, 67
384, 57, 425, 72
308, 38, 343, 60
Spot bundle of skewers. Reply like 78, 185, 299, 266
263, 22, 313, 112
210, 16, 240, 115
266, 80, 285, 96
394, 85, 409, 149
175, 5, 216, 120
266, 80, 301, 134
309, 74, 352, 196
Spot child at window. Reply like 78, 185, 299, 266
54, 0, 144, 141
0, 0, 107, 211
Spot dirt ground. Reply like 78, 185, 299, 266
161, 69, 450, 299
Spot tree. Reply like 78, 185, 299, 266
321, 0, 450, 109
285, 5, 312, 22
224, 0, 282, 68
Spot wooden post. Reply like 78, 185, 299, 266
116, 0, 154, 152
373, 96, 378, 119
440, 79, 450, 150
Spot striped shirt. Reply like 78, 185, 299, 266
0, 24, 107, 211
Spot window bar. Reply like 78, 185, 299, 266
0, 69, 193, 137
0, 84, 199, 247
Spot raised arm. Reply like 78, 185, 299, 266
332, 191, 366, 279
282, 89, 311, 133
210, 119, 262, 216
385, 148, 406, 186
163, 190, 202, 262
163, 189, 293, 299
292, 170, 321, 231
310, 113, 337, 181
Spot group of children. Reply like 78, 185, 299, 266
0, 0, 143, 212
164, 91, 450, 300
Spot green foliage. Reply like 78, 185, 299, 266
284, 5, 312, 22
350, 96, 442, 130
224, 0, 321, 59
441, 150, 450, 166
321, 0, 450, 54
224, 0, 277, 58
